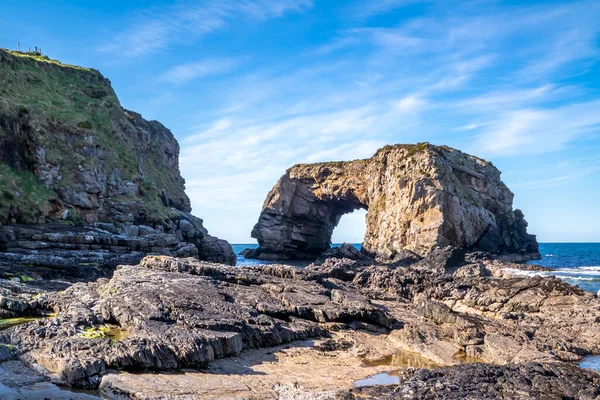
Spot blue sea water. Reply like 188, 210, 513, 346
233, 243, 600, 293
523, 243, 600, 293
231, 243, 361, 267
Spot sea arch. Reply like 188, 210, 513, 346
249, 144, 540, 262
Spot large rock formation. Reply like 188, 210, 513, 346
250, 143, 539, 262
0, 49, 234, 266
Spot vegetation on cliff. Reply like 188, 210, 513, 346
0, 48, 187, 225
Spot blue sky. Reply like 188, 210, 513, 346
2, 0, 600, 243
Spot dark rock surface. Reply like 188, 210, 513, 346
354, 262, 600, 366
1, 254, 600, 398
0, 359, 101, 399
0, 256, 395, 388
338, 362, 600, 400
250, 143, 539, 261
314, 243, 376, 266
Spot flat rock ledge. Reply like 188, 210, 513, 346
0, 216, 236, 280
0, 253, 599, 398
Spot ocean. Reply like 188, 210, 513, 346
520, 243, 600, 294
231, 243, 362, 267
232, 243, 600, 294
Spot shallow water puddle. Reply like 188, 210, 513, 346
356, 349, 440, 387
355, 371, 401, 387
579, 356, 600, 371
105, 326, 130, 341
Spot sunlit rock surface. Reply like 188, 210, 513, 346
250, 143, 539, 262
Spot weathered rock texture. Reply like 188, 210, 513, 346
0, 256, 396, 388
340, 362, 600, 400
2, 254, 600, 395
251, 143, 539, 262
0, 49, 234, 265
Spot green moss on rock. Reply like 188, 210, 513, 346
0, 48, 189, 225
0, 162, 57, 223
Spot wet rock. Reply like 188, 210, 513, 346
0, 359, 100, 399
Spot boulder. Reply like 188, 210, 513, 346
314, 243, 375, 266
414, 246, 466, 273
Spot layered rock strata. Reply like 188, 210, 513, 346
0, 256, 395, 388
250, 143, 539, 262
0, 49, 234, 265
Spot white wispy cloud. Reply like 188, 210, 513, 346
159, 58, 241, 84
349, 0, 432, 19
473, 100, 600, 157
123, 0, 600, 241
101, 0, 313, 57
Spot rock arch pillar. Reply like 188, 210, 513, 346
250, 169, 368, 260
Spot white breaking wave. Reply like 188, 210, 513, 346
505, 267, 600, 283
505, 269, 549, 278
559, 276, 600, 282
577, 266, 600, 271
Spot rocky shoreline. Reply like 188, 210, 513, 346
0, 247, 599, 399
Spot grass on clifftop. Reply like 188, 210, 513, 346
0, 48, 138, 182
4, 49, 94, 72
292, 143, 437, 171
0, 49, 184, 225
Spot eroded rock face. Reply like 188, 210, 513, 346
250, 143, 539, 262
0, 256, 396, 388
0, 49, 234, 265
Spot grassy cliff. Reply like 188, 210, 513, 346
0, 49, 189, 225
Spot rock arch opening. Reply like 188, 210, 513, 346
249, 171, 369, 260
332, 208, 367, 246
